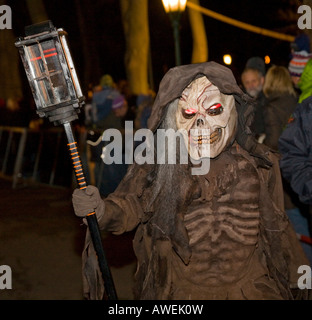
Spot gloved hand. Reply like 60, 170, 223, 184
72, 185, 105, 223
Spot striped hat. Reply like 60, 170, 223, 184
288, 50, 312, 77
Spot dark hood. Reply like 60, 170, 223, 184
148, 61, 249, 131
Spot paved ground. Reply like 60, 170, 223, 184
0, 178, 136, 300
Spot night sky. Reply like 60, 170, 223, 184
9, 0, 300, 92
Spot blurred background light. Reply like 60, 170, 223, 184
223, 54, 232, 65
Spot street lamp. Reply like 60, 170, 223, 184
15, 20, 117, 300
162, 0, 187, 66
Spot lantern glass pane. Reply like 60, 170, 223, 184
26, 39, 70, 108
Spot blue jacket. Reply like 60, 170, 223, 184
91, 86, 119, 125
279, 96, 312, 204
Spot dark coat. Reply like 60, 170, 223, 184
250, 90, 266, 137
279, 96, 312, 204
263, 93, 298, 151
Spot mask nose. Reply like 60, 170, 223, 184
197, 118, 204, 127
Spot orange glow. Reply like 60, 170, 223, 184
30, 48, 57, 61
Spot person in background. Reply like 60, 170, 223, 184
241, 57, 266, 142
86, 75, 120, 185
261, 66, 308, 261
91, 74, 120, 129
134, 90, 156, 130
280, 34, 312, 266
279, 96, 312, 266
90, 94, 129, 197
262, 65, 298, 151
111, 94, 129, 124
288, 33, 312, 101
296, 58, 312, 103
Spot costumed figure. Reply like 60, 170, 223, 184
73, 62, 309, 300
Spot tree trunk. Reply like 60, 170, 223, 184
120, 0, 149, 95
25, 0, 48, 23
188, 0, 208, 63
0, 0, 22, 100
75, 0, 101, 93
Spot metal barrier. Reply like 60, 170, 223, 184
0, 125, 127, 192
0, 125, 74, 189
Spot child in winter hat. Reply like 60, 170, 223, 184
288, 34, 312, 87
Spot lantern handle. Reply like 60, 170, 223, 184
64, 122, 118, 300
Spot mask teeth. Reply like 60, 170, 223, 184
210, 134, 219, 144
191, 128, 221, 145
197, 135, 210, 145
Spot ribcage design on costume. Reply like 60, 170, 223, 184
183, 158, 261, 285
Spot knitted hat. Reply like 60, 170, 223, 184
291, 34, 310, 53
112, 95, 126, 110
288, 51, 312, 77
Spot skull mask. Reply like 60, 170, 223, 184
176, 76, 238, 160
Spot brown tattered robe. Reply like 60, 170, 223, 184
81, 62, 309, 300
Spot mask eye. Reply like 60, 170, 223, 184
182, 107, 197, 119
207, 103, 223, 116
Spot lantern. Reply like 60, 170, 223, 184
15, 20, 117, 300
15, 20, 84, 125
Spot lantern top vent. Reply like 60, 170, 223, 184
25, 20, 55, 37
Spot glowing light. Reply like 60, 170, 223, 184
162, 0, 187, 13
223, 54, 232, 65
264, 55, 271, 64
